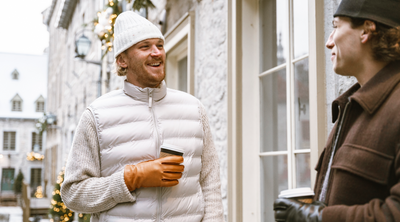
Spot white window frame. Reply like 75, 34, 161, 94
228, 0, 326, 221
11, 69, 19, 80
35, 95, 45, 112
226, 1, 243, 221
11, 94, 23, 112
164, 11, 195, 95
2, 131, 17, 152
31, 131, 43, 152
257, 0, 311, 190
29, 167, 43, 197
12, 101, 22, 111
36, 101, 45, 112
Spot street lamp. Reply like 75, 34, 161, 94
46, 113, 57, 125
75, 32, 103, 97
75, 35, 92, 59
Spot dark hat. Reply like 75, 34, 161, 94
334, 0, 400, 28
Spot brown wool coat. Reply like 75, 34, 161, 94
314, 61, 400, 222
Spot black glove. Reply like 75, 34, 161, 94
273, 198, 326, 222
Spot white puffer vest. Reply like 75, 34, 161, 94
88, 80, 205, 222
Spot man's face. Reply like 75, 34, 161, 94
119, 38, 166, 88
326, 17, 364, 76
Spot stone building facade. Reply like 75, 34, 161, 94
0, 52, 48, 201
43, 0, 102, 199
43, 0, 358, 221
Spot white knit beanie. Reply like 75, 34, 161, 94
113, 11, 165, 58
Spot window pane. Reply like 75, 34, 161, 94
10, 132, 16, 150
36, 102, 45, 112
39, 133, 42, 151
260, 69, 287, 152
260, 155, 288, 222
30, 168, 42, 197
294, 58, 310, 150
178, 56, 188, 92
12, 71, 18, 79
3, 132, 16, 151
293, 0, 309, 58
260, 0, 288, 72
296, 153, 311, 188
32, 133, 42, 151
3, 132, 8, 150
12, 101, 21, 111
32, 132, 35, 150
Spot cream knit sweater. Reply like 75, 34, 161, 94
61, 106, 224, 222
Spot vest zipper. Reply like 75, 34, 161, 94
148, 89, 162, 222
319, 100, 351, 202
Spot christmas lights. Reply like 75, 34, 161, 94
91, 0, 155, 58
26, 151, 44, 161
49, 169, 74, 222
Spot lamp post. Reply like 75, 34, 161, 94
46, 113, 57, 125
75, 35, 91, 58
75, 33, 103, 98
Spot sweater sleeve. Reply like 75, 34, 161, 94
198, 104, 225, 222
60, 109, 136, 213
322, 141, 400, 221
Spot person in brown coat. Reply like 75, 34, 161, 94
273, 0, 400, 221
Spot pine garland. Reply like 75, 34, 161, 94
78, 213, 91, 222
93, 0, 155, 58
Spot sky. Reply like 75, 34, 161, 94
0, 0, 52, 55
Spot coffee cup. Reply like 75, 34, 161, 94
160, 144, 184, 158
278, 187, 315, 204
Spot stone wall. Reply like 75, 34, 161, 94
0, 118, 44, 194
164, 0, 196, 33
194, 0, 228, 218
45, 0, 101, 198
324, 0, 357, 132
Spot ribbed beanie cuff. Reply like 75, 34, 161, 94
113, 11, 165, 58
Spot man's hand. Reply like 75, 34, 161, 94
124, 156, 184, 191
273, 198, 326, 222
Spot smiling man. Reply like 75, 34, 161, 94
60, 11, 224, 222
273, 0, 400, 221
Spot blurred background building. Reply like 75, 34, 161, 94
0, 52, 49, 219
0, 0, 358, 221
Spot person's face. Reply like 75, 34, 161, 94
118, 38, 166, 88
326, 17, 365, 76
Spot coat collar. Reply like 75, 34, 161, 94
332, 61, 400, 123
123, 80, 167, 103
332, 84, 360, 123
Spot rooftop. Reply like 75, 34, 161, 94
0, 52, 48, 119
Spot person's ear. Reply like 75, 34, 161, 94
117, 53, 128, 68
361, 20, 376, 44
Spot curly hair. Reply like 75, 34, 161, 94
114, 53, 128, 76
350, 17, 400, 62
